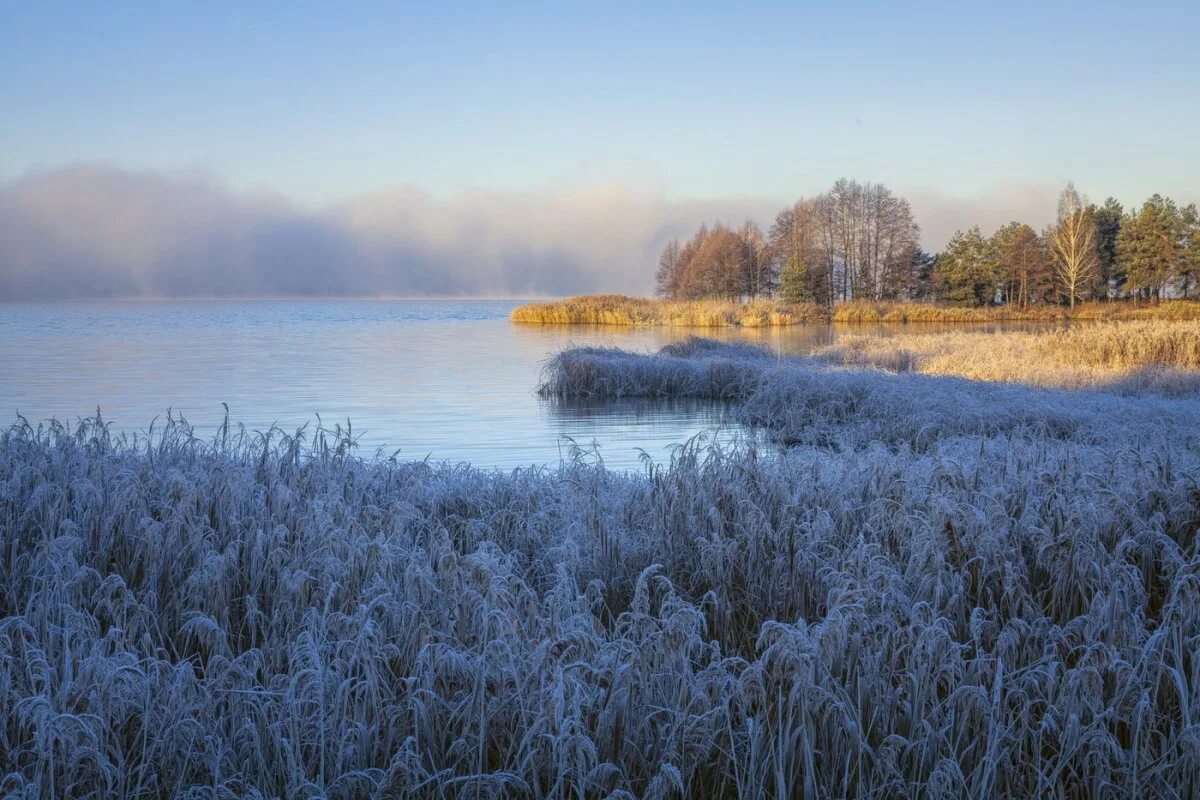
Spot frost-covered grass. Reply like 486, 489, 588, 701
540, 335, 1200, 449
817, 320, 1200, 394
6, 339, 1200, 796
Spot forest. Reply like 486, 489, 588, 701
655, 180, 1200, 308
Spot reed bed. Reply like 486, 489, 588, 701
6, 351, 1200, 796
829, 301, 1064, 324
511, 295, 827, 327
511, 295, 1200, 327
830, 300, 1200, 323
817, 320, 1200, 393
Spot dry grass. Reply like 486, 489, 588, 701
511, 295, 827, 326
818, 320, 1200, 394
1066, 300, 1200, 321
512, 295, 1200, 327
830, 301, 1064, 323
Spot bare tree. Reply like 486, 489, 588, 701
807, 179, 921, 302
1050, 183, 1099, 308
655, 239, 681, 298
768, 199, 830, 304
737, 220, 771, 298
657, 179, 917, 303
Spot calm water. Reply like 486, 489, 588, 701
0, 299, 1048, 470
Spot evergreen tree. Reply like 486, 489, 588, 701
908, 249, 936, 301
990, 222, 1050, 307
778, 256, 811, 303
1117, 195, 1181, 301
935, 227, 993, 306
1180, 204, 1199, 299
1090, 198, 1123, 297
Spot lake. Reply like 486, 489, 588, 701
0, 299, 1050, 470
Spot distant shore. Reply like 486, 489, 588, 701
511, 294, 1200, 327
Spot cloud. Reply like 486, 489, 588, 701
0, 165, 774, 300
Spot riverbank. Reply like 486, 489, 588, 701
510, 294, 828, 326
511, 294, 1200, 326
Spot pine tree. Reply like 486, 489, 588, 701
1117, 195, 1181, 301
1180, 204, 1199, 299
908, 250, 936, 301
935, 227, 993, 306
1090, 198, 1123, 297
990, 222, 1050, 307
778, 256, 811, 303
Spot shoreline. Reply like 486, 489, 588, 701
511, 294, 1200, 327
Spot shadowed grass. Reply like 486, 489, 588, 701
5, 396, 1200, 797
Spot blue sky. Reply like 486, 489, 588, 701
4, 0, 1198, 206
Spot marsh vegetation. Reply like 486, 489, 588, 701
509, 294, 828, 327
513, 295, 1200, 327
5, 320, 1200, 797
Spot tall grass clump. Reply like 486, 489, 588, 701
1066, 299, 1200, 321
830, 301, 1066, 324
6, 352, 1200, 796
511, 295, 826, 327
512, 295, 1200, 327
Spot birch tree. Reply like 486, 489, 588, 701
1050, 183, 1099, 308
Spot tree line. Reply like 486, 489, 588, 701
655, 180, 1200, 306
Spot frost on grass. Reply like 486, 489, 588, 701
540, 335, 1200, 450
5, 340, 1200, 796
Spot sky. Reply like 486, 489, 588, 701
2, 0, 1198, 298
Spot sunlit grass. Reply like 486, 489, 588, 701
817, 319, 1200, 393
511, 294, 826, 326
512, 294, 1200, 326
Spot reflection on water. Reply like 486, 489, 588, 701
0, 298, 1061, 470
542, 396, 752, 464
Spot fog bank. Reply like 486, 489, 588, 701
0, 165, 1062, 300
